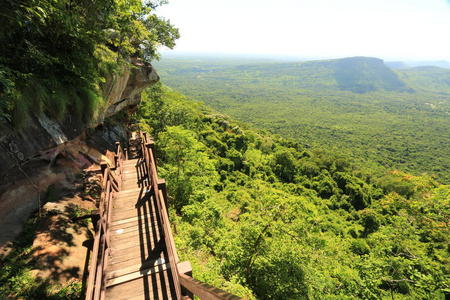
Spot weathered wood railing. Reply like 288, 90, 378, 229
85, 131, 241, 300
114, 142, 126, 188
85, 144, 126, 300
140, 132, 242, 300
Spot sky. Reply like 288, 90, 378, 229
155, 0, 450, 61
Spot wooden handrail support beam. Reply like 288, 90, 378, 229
87, 131, 243, 300
140, 131, 243, 300
145, 141, 183, 299
86, 140, 125, 300
179, 274, 243, 300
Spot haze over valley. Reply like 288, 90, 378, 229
154, 54, 450, 183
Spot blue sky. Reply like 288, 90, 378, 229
155, 0, 450, 61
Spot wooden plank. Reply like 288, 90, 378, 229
112, 191, 151, 203
122, 177, 139, 182
122, 159, 139, 165
122, 164, 138, 169
111, 205, 155, 219
108, 243, 162, 266
110, 212, 158, 226
106, 263, 170, 287
111, 202, 144, 211
111, 201, 155, 217
110, 217, 160, 233
113, 191, 143, 200
109, 231, 162, 251
105, 270, 176, 300
114, 187, 143, 196
121, 180, 139, 186
109, 234, 159, 252
108, 252, 164, 270
109, 225, 160, 240
106, 257, 168, 279
109, 223, 160, 239
85, 220, 102, 299
109, 229, 159, 247
123, 179, 146, 186
122, 184, 144, 191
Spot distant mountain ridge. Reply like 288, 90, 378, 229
239, 56, 450, 94
386, 60, 450, 69
154, 54, 450, 183
322, 57, 407, 93
157, 55, 450, 95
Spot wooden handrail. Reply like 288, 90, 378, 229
140, 131, 243, 300
85, 143, 125, 300
179, 274, 243, 300
86, 130, 241, 300
142, 139, 183, 299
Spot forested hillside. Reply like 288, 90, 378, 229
0, 0, 178, 128
153, 56, 450, 184
138, 83, 449, 299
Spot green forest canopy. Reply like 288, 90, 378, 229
136, 83, 450, 299
0, 0, 179, 127
153, 56, 450, 184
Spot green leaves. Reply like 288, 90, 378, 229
1, 0, 179, 127
138, 83, 450, 299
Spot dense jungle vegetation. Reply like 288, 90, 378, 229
138, 83, 449, 299
153, 56, 450, 184
1, 2, 448, 299
0, 0, 178, 128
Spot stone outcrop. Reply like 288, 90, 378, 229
102, 58, 159, 121
0, 58, 159, 247
0, 123, 128, 249
0, 58, 159, 178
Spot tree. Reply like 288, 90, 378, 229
0, 0, 179, 127
159, 126, 218, 211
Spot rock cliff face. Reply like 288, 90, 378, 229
102, 58, 159, 120
0, 58, 159, 178
0, 59, 159, 247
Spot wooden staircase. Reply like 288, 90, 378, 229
85, 132, 243, 300
105, 158, 177, 299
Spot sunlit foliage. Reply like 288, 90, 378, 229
0, 0, 179, 127
138, 84, 450, 299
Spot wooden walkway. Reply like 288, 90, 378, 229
105, 158, 177, 299
85, 132, 243, 300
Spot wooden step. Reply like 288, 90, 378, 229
114, 188, 143, 196
122, 159, 140, 165
111, 212, 159, 227
106, 263, 171, 287
109, 227, 160, 247
108, 241, 164, 265
108, 252, 165, 270
111, 207, 156, 221
110, 221, 161, 238
106, 257, 168, 280
105, 269, 176, 299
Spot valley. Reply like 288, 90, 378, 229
153, 56, 450, 183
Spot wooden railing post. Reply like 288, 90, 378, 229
100, 162, 108, 177
114, 155, 118, 169
145, 143, 153, 183
178, 261, 194, 300
137, 131, 243, 300
142, 132, 148, 143
86, 160, 123, 300
158, 179, 169, 216
146, 141, 156, 171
